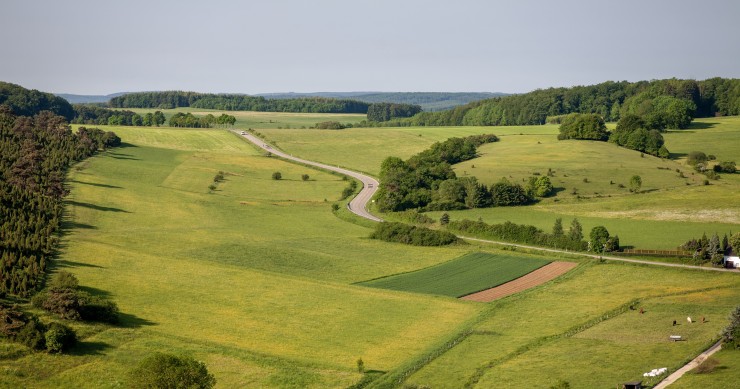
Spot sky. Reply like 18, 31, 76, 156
2, 0, 740, 95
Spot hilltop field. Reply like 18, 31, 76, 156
1, 112, 739, 388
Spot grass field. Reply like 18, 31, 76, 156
403, 263, 740, 389
254, 117, 740, 249
2, 114, 739, 388
1, 125, 482, 388
358, 252, 550, 297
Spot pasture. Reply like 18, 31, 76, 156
2, 114, 738, 388
358, 252, 550, 298
256, 118, 740, 250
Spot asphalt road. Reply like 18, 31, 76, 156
236, 129, 738, 273
236, 131, 382, 222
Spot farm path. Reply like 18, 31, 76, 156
236, 129, 737, 274
460, 261, 577, 302
237, 131, 382, 222
461, 236, 739, 273
653, 340, 723, 388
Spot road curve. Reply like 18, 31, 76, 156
236, 131, 382, 222
235, 130, 738, 273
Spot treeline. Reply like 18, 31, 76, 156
366, 103, 422, 122
72, 105, 165, 126
259, 92, 504, 111
557, 113, 670, 157
109, 92, 370, 113
0, 107, 120, 295
379, 78, 740, 127
168, 112, 236, 128
446, 218, 620, 253
377, 134, 553, 212
370, 222, 459, 246
0, 81, 74, 121
680, 232, 739, 265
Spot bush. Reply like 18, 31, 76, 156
722, 306, 740, 349
129, 353, 216, 389
33, 288, 82, 320
714, 161, 736, 173
79, 296, 119, 324
687, 151, 708, 166
16, 317, 47, 351
45, 322, 76, 353
271, 172, 282, 180
370, 222, 459, 246
49, 271, 79, 290
692, 356, 721, 374
301, 174, 310, 181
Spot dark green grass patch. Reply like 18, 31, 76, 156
358, 252, 550, 298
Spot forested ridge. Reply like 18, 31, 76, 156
380, 78, 740, 127
109, 92, 371, 113
0, 82, 75, 121
0, 106, 120, 296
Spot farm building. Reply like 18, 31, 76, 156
724, 250, 740, 268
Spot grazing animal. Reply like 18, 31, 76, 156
673, 320, 677, 326
687, 316, 693, 324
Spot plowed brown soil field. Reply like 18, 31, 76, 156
460, 261, 577, 302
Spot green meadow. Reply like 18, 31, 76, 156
257, 117, 740, 250
1, 114, 738, 388
358, 252, 549, 297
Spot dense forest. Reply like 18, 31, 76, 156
0, 106, 120, 296
0, 82, 75, 121
378, 78, 740, 127
366, 103, 422, 122
72, 105, 165, 127
250, 92, 506, 111
109, 92, 370, 114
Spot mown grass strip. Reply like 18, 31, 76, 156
358, 252, 550, 298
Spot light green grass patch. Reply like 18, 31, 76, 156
358, 252, 550, 297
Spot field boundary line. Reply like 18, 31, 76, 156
460, 236, 738, 273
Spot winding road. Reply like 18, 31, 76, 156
236, 129, 738, 273
237, 129, 736, 387
237, 131, 382, 222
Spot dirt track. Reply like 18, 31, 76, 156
460, 261, 578, 302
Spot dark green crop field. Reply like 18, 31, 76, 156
358, 252, 550, 297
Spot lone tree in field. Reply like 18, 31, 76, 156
629, 175, 642, 193
272, 172, 282, 180
129, 353, 216, 389
440, 213, 450, 226
589, 226, 611, 253
301, 174, 310, 181
356, 358, 365, 373
568, 219, 583, 242
552, 218, 564, 236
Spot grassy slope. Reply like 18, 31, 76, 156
358, 252, 549, 297
404, 263, 740, 389
1, 125, 482, 388
258, 117, 740, 249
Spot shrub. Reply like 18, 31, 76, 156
714, 161, 736, 173
49, 271, 79, 290
331, 203, 340, 211
16, 317, 47, 351
45, 322, 76, 353
687, 151, 708, 166
722, 305, 740, 349
271, 172, 282, 180
692, 356, 721, 374
301, 174, 310, 181
370, 222, 459, 246
129, 353, 216, 389
208, 184, 217, 191
79, 296, 119, 324
33, 288, 82, 320
440, 213, 450, 226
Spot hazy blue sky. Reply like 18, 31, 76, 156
3, 0, 739, 94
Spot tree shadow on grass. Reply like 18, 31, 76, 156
53, 259, 104, 269
78, 285, 113, 298
60, 220, 97, 231
687, 122, 718, 130
106, 153, 139, 161
70, 341, 113, 356
66, 200, 131, 213
117, 312, 157, 329
70, 180, 122, 189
